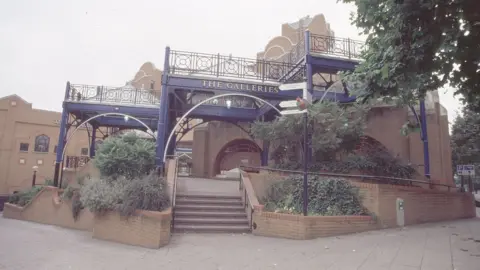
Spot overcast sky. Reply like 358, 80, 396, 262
0, 0, 462, 121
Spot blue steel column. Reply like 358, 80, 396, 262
156, 47, 171, 172
305, 30, 313, 163
89, 126, 97, 158
53, 82, 71, 187
419, 100, 430, 179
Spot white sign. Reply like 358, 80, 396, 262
280, 109, 307, 116
457, 165, 475, 176
279, 100, 298, 108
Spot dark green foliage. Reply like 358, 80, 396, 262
117, 173, 170, 217
451, 107, 480, 176
71, 192, 83, 221
341, 0, 480, 111
79, 178, 127, 214
62, 185, 77, 200
94, 133, 156, 180
251, 101, 369, 163
264, 175, 368, 216
8, 186, 43, 206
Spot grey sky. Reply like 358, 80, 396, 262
0, 0, 462, 121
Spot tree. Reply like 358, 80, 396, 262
341, 0, 480, 110
451, 107, 480, 174
251, 101, 369, 164
94, 132, 156, 179
251, 101, 416, 178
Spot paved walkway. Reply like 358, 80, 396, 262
1, 212, 480, 270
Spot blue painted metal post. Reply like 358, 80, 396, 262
53, 82, 71, 187
156, 47, 171, 173
89, 126, 97, 158
419, 100, 430, 179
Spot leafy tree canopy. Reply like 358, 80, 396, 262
451, 107, 480, 174
251, 101, 369, 162
341, 0, 480, 110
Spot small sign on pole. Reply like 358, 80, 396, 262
456, 165, 475, 176
279, 98, 308, 116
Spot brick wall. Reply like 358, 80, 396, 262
3, 186, 173, 249
2, 186, 93, 231
252, 206, 377, 240
93, 209, 171, 249
350, 182, 476, 227
248, 172, 476, 236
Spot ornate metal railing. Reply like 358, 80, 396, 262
68, 84, 160, 106
309, 34, 364, 59
169, 50, 305, 83
64, 156, 90, 169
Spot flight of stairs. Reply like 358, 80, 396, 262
173, 193, 251, 233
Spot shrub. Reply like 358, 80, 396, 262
94, 133, 156, 179
8, 186, 43, 207
79, 178, 127, 214
117, 173, 170, 216
264, 175, 368, 216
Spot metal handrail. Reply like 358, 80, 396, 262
240, 165, 457, 191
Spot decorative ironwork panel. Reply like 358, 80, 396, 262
310, 34, 365, 59
169, 50, 300, 83
68, 84, 160, 106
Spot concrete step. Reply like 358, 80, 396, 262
175, 217, 248, 225
176, 193, 242, 201
174, 210, 247, 219
176, 198, 242, 206
173, 224, 251, 234
175, 204, 245, 212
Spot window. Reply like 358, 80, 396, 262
19, 143, 29, 152
81, 148, 89, 156
53, 145, 57, 153
34, 135, 50, 153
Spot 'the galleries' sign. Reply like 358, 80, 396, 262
201, 80, 279, 93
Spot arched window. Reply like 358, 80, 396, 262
34, 135, 50, 153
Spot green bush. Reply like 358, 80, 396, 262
79, 174, 170, 217
264, 175, 368, 216
79, 178, 127, 214
8, 186, 43, 207
117, 173, 170, 216
94, 133, 156, 179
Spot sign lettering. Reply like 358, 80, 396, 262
202, 80, 279, 93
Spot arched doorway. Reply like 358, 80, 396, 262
213, 139, 262, 176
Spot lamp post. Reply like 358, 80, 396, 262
32, 166, 38, 187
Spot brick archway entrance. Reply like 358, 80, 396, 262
213, 139, 262, 176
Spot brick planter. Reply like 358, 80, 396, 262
252, 206, 377, 240
93, 209, 172, 249
2, 187, 93, 231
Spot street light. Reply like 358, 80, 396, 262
32, 166, 38, 187
226, 99, 232, 109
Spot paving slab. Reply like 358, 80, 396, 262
0, 212, 479, 270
